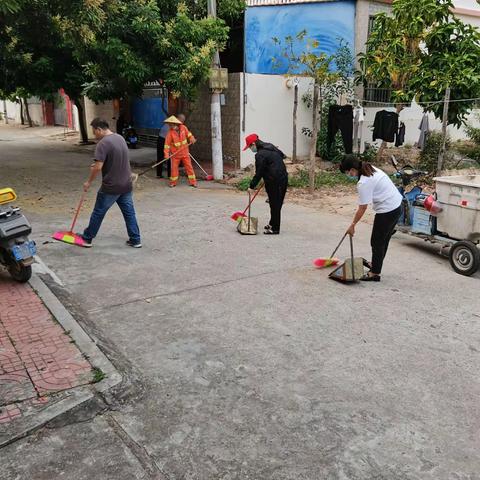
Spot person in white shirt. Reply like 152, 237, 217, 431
340, 155, 403, 282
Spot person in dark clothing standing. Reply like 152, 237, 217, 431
244, 134, 288, 235
156, 122, 171, 178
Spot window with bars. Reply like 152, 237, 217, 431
364, 15, 392, 106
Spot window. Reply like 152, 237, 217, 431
364, 15, 392, 105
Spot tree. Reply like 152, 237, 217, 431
273, 32, 354, 193
358, 0, 480, 128
0, 1, 230, 142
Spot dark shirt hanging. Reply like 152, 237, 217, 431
395, 122, 406, 147
373, 110, 399, 143
327, 105, 353, 154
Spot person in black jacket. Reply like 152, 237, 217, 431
244, 134, 288, 235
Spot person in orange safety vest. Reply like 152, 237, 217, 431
163, 115, 197, 188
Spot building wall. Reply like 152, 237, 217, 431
4, 98, 45, 126
84, 98, 116, 135
245, 1, 355, 75
188, 73, 242, 167
240, 73, 313, 167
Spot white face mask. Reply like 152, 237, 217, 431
250, 145, 257, 153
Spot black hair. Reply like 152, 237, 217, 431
90, 118, 110, 130
339, 154, 374, 177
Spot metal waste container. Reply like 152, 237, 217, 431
434, 175, 480, 241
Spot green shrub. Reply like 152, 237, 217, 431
465, 124, 480, 145
236, 176, 252, 191
455, 142, 480, 163
418, 131, 451, 172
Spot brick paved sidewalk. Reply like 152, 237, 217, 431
0, 276, 93, 425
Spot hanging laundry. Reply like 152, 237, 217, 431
418, 114, 429, 150
395, 122, 406, 147
353, 105, 365, 153
327, 105, 353, 154
372, 110, 399, 143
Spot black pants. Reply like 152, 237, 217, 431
327, 105, 353, 154
156, 136, 171, 178
370, 205, 402, 274
266, 176, 288, 233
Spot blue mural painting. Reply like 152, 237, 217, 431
245, 1, 355, 75
132, 97, 168, 130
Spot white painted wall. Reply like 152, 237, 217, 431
240, 73, 313, 167
4, 99, 42, 125
5, 100, 19, 122
454, 0, 480, 10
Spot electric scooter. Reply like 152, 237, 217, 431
122, 125, 138, 149
0, 188, 36, 282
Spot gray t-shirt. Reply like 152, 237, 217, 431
95, 133, 132, 195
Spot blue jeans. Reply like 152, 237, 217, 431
83, 191, 141, 243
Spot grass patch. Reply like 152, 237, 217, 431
236, 171, 354, 191
91, 367, 106, 383
288, 170, 356, 189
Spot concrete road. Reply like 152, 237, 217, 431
1, 125, 479, 480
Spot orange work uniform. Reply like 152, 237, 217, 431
164, 125, 196, 186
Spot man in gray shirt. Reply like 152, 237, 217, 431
81, 118, 141, 248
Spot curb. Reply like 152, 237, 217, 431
29, 274, 122, 394
0, 272, 122, 448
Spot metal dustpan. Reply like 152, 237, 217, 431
237, 191, 258, 235
329, 236, 365, 283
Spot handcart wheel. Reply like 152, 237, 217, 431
449, 241, 480, 276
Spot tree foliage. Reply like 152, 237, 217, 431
0, 0, 230, 128
358, 0, 480, 127
273, 31, 354, 191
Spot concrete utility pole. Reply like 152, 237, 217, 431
437, 86, 451, 175
3, 100, 8, 124
207, 0, 223, 180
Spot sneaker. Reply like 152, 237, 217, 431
169, 184, 176, 188
190, 184, 198, 188
80, 235, 93, 247
126, 240, 142, 248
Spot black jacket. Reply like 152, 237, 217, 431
373, 110, 399, 143
249, 143, 288, 189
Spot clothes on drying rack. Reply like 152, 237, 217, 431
418, 114, 429, 150
395, 122, 406, 147
327, 105, 353, 154
373, 110, 399, 143
353, 106, 365, 153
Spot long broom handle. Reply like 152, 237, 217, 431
349, 234, 356, 281
247, 190, 251, 231
70, 192, 87, 232
241, 184, 264, 216
137, 150, 179, 178
189, 153, 209, 177
330, 233, 348, 259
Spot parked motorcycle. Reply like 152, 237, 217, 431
122, 125, 138, 149
0, 188, 36, 282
